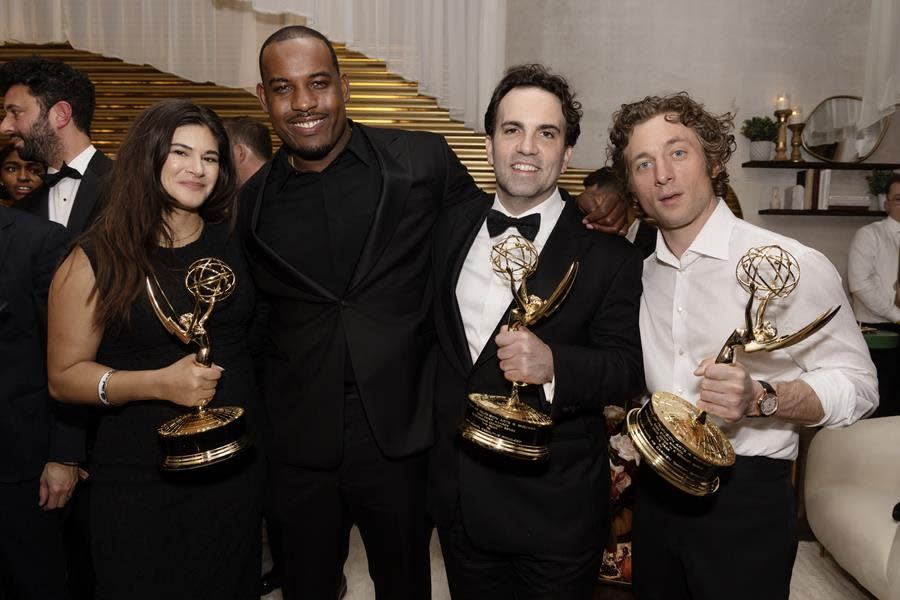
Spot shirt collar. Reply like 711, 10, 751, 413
47, 144, 95, 175
885, 216, 900, 234
654, 198, 734, 267
491, 187, 564, 220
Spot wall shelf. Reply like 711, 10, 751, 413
759, 209, 886, 217
743, 161, 900, 171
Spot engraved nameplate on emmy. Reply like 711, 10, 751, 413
627, 245, 840, 495
146, 257, 252, 470
460, 235, 578, 461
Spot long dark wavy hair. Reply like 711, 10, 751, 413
83, 99, 237, 329
608, 92, 735, 201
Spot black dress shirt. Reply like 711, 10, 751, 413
257, 123, 382, 296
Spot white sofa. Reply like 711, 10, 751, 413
805, 416, 900, 600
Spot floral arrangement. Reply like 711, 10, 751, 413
598, 400, 642, 585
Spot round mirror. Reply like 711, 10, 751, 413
801, 95, 891, 162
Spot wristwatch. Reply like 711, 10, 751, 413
756, 380, 778, 417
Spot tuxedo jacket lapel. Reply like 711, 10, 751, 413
346, 127, 412, 294
471, 198, 589, 373
248, 160, 337, 300
442, 195, 493, 376
67, 154, 104, 234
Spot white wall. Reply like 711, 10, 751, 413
506, 0, 897, 283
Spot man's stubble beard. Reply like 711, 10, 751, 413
18, 113, 62, 165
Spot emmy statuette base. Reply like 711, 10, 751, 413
460, 393, 552, 461
158, 406, 252, 470
625, 393, 735, 497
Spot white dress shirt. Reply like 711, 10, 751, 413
46, 145, 96, 227
848, 216, 900, 324
456, 189, 565, 401
640, 200, 878, 460
624, 217, 640, 245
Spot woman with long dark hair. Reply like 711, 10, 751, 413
47, 99, 262, 599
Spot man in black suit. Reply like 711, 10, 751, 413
578, 167, 657, 259
428, 64, 644, 599
0, 205, 82, 599
0, 57, 112, 235
0, 56, 108, 600
241, 26, 485, 598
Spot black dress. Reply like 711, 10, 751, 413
84, 222, 263, 600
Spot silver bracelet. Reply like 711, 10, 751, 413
98, 369, 117, 406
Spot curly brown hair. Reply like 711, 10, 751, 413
608, 92, 735, 200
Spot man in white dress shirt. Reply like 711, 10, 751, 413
0, 56, 112, 235
429, 64, 644, 599
608, 92, 878, 600
848, 174, 900, 415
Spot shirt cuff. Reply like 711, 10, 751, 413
542, 376, 556, 404
802, 369, 876, 427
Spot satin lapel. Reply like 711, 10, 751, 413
346, 127, 412, 294
0, 209, 13, 277
472, 198, 590, 372
248, 160, 337, 300
67, 157, 103, 233
444, 196, 493, 375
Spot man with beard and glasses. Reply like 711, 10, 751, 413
0, 56, 112, 235
241, 26, 615, 599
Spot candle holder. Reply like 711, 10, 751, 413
787, 123, 805, 162
773, 109, 792, 161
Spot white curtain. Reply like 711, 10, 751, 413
0, 0, 505, 131
856, 0, 900, 130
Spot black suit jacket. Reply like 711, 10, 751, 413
17, 149, 112, 235
240, 124, 482, 468
0, 206, 83, 482
633, 218, 658, 259
428, 191, 644, 555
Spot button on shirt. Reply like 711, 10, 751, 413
456, 189, 564, 401
640, 200, 878, 459
46, 145, 96, 228
848, 217, 900, 324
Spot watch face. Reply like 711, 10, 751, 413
760, 394, 778, 416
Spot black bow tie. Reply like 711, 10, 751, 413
486, 210, 540, 241
40, 164, 82, 188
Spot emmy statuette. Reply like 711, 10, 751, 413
626, 245, 840, 495
459, 235, 578, 461
146, 257, 252, 470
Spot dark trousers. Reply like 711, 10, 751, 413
632, 456, 797, 600
438, 513, 603, 600
268, 389, 431, 600
0, 478, 68, 600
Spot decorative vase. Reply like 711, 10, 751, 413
749, 140, 774, 161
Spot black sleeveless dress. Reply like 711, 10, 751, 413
84, 222, 262, 600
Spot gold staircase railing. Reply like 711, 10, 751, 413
0, 43, 589, 195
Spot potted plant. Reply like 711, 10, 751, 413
867, 169, 894, 209
741, 116, 778, 161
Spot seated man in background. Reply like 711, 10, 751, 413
223, 116, 273, 186
577, 166, 656, 258
848, 173, 900, 415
